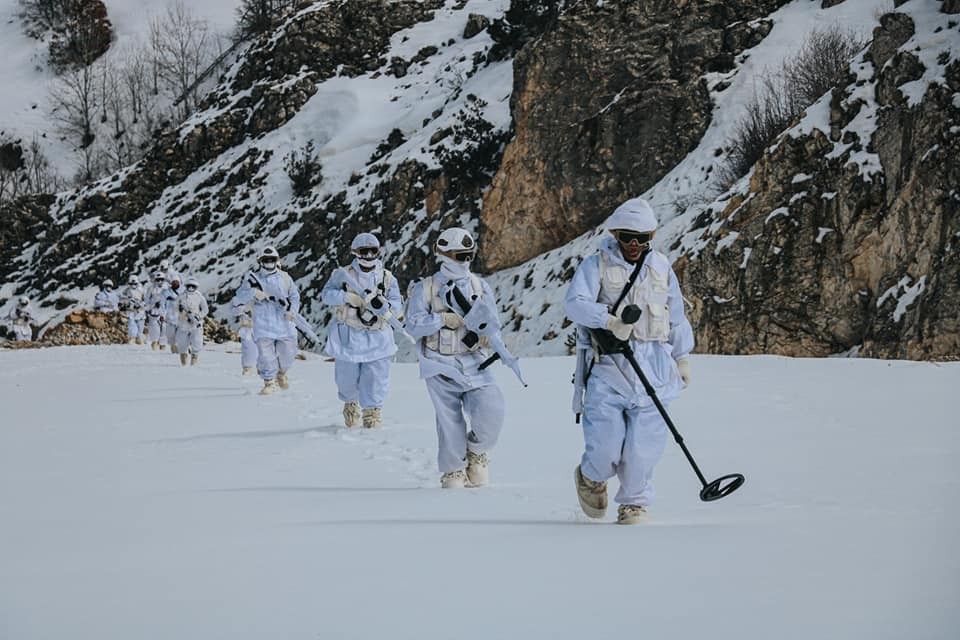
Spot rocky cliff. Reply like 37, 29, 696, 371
671, 1, 960, 360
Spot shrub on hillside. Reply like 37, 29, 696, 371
284, 141, 323, 198
719, 26, 866, 188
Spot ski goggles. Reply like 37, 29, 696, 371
186, 285, 198, 291
260, 257, 278, 266
449, 250, 475, 262
353, 247, 380, 260
613, 230, 654, 245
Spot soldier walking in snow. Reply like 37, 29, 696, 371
405, 227, 509, 489
235, 246, 301, 395
7, 296, 36, 342
565, 197, 694, 524
321, 232, 403, 429
93, 279, 120, 312
163, 275, 182, 353
232, 298, 257, 376
121, 274, 147, 345
175, 277, 208, 366
145, 271, 168, 350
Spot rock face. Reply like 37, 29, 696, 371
481, 0, 788, 270
673, 10, 960, 360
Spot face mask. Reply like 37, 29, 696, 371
439, 255, 471, 280
357, 257, 378, 269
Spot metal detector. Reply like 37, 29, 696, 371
592, 304, 745, 502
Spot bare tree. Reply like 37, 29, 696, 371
150, 1, 217, 120
235, 0, 299, 37
49, 59, 100, 181
0, 135, 63, 204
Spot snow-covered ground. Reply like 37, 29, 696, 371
2, 345, 958, 638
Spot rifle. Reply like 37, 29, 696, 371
446, 282, 527, 387
247, 272, 320, 347
338, 269, 415, 344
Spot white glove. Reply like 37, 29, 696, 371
285, 311, 296, 322
253, 290, 268, 301
344, 291, 365, 307
441, 312, 463, 330
677, 358, 691, 385
605, 315, 634, 342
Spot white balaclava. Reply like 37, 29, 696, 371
351, 232, 382, 270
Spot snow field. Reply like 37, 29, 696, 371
1, 345, 958, 639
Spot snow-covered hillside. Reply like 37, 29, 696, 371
487, 0, 905, 356
0, 0, 241, 178
2, 0, 957, 361
1, 345, 958, 638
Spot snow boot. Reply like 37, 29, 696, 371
441, 469, 467, 489
190, 353, 199, 366
277, 370, 289, 390
151, 341, 159, 351
343, 401, 361, 428
127, 338, 137, 345
616, 504, 648, 525
159, 344, 166, 351
179, 353, 189, 366
136, 336, 145, 345
466, 450, 489, 487
259, 379, 279, 395
575, 465, 607, 519
171, 344, 179, 354
361, 407, 382, 429
242, 366, 255, 376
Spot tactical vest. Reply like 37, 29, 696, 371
418, 274, 489, 355
598, 249, 671, 342
335, 265, 395, 331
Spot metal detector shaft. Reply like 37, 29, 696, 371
616, 345, 744, 501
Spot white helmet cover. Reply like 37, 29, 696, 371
605, 197, 658, 233
18, 296, 29, 306
185, 277, 200, 289
260, 246, 280, 261
435, 227, 476, 254
351, 232, 381, 251
128, 274, 139, 285
103, 279, 114, 288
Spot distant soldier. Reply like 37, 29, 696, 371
163, 275, 182, 353
235, 246, 301, 395
175, 277, 208, 366
93, 279, 119, 312
144, 271, 168, 350
7, 296, 36, 342
121, 274, 146, 345
232, 298, 257, 376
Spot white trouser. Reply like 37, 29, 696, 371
334, 357, 391, 408
239, 327, 257, 369
425, 375, 504, 473
147, 315, 163, 343
580, 376, 669, 507
165, 322, 178, 347
13, 325, 31, 341
176, 325, 203, 355
256, 337, 297, 381
127, 316, 145, 339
